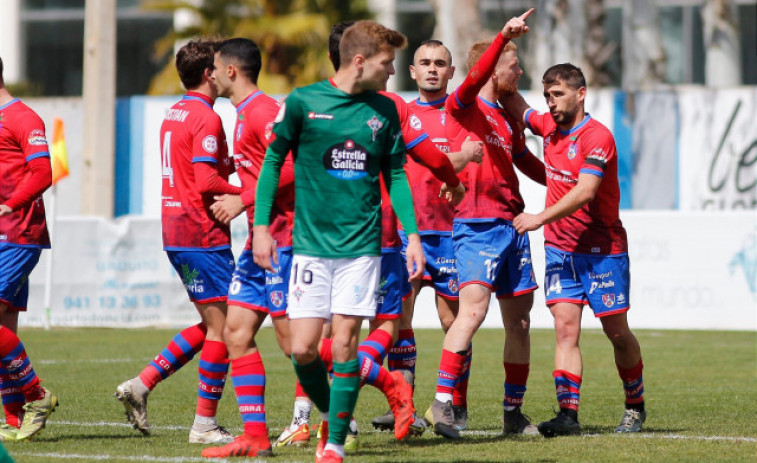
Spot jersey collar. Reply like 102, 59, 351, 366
477, 95, 500, 109
415, 94, 448, 107
0, 98, 20, 111
559, 113, 592, 136
236, 90, 263, 112
183, 91, 213, 108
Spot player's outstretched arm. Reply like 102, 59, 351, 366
501, 8, 534, 39
499, 91, 532, 127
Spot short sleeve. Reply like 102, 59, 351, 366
192, 114, 223, 164
579, 127, 617, 178
18, 112, 50, 162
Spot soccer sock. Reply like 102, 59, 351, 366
230, 351, 268, 438
452, 343, 472, 407
328, 359, 361, 446
0, 377, 24, 428
292, 397, 312, 426
292, 355, 331, 415
436, 349, 465, 403
503, 362, 529, 410
139, 323, 206, 390
359, 329, 393, 364
0, 326, 43, 403
388, 329, 417, 376
195, 339, 229, 419
554, 369, 582, 413
617, 359, 645, 411
357, 350, 394, 393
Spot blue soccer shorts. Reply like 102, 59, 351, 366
376, 247, 412, 320
544, 246, 631, 317
400, 231, 459, 300
0, 246, 42, 312
452, 219, 538, 298
166, 248, 234, 304
228, 248, 292, 318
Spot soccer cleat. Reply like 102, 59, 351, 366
188, 425, 234, 444
115, 378, 150, 435
408, 413, 426, 437
503, 407, 539, 435
0, 424, 19, 442
315, 421, 329, 461
317, 449, 344, 463
452, 405, 468, 431
200, 434, 273, 458
344, 418, 359, 452
537, 410, 582, 438
275, 422, 311, 447
387, 370, 415, 440
371, 409, 394, 431
424, 399, 460, 440
16, 387, 58, 441
615, 408, 646, 433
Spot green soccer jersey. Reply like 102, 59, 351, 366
254, 79, 418, 258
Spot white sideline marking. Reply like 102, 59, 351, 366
460, 429, 757, 442
49, 420, 192, 431
10, 453, 209, 462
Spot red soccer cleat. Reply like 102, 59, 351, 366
388, 370, 415, 440
317, 449, 344, 463
315, 420, 329, 461
200, 433, 273, 458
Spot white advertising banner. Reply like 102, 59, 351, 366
20, 213, 756, 331
678, 87, 757, 211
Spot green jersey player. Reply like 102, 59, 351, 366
253, 21, 424, 463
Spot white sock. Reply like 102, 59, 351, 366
193, 414, 218, 429
293, 398, 312, 426
435, 392, 453, 403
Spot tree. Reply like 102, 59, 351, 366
143, 0, 371, 95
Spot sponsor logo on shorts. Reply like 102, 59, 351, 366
270, 290, 284, 307
324, 140, 369, 180
181, 264, 204, 294
478, 250, 498, 258
602, 293, 616, 308
617, 293, 626, 305
266, 275, 283, 285
589, 279, 615, 294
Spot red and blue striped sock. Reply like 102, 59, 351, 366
436, 349, 465, 402
139, 323, 206, 390
359, 329, 393, 364
231, 351, 268, 437
0, 326, 42, 403
196, 339, 229, 418
554, 370, 582, 412
388, 329, 416, 375
503, 362, 529, 408
452, 344, 472, 407
617, 359, 644, 409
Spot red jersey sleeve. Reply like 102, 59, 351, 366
447, 33, 509, 113
407, 137, 460, 187
579, 128, 617, 178
525, 109, 555, 137
191, 114, 225, 164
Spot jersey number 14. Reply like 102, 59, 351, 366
162, 131, 175, 187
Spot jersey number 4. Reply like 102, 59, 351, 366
162, 131, 175, 187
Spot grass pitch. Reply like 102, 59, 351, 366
3, 327, 756, 462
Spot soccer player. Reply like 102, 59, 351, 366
253, 21, 424, 463
0, 56, 58, 442
115, 40, 239, 444
199, 37, 294, 459
504, 63, 646, 436
373, 39, 487, 433
424, 9, 545, 440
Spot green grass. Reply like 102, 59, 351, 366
3, 327, 756, 462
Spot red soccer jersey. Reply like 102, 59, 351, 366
0, 99, 51, 247
406, 96, 455, 234
526, 110, 628, 254
161, 92, 234, 250
445, 94, 527, 221
233, 91, 294, 250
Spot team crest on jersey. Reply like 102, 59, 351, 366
28, 129, 47, 146
602, 293, 616, 308
409, 114, 422, 131
440, 111, 446, 126
367, 115, 383, 141
568, 143, 577, 159
236, 123, 244, 141
202, 135, 218, 154
324, 139, 369, 180
270, 290, 284, 308
264, 121, 274, 140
